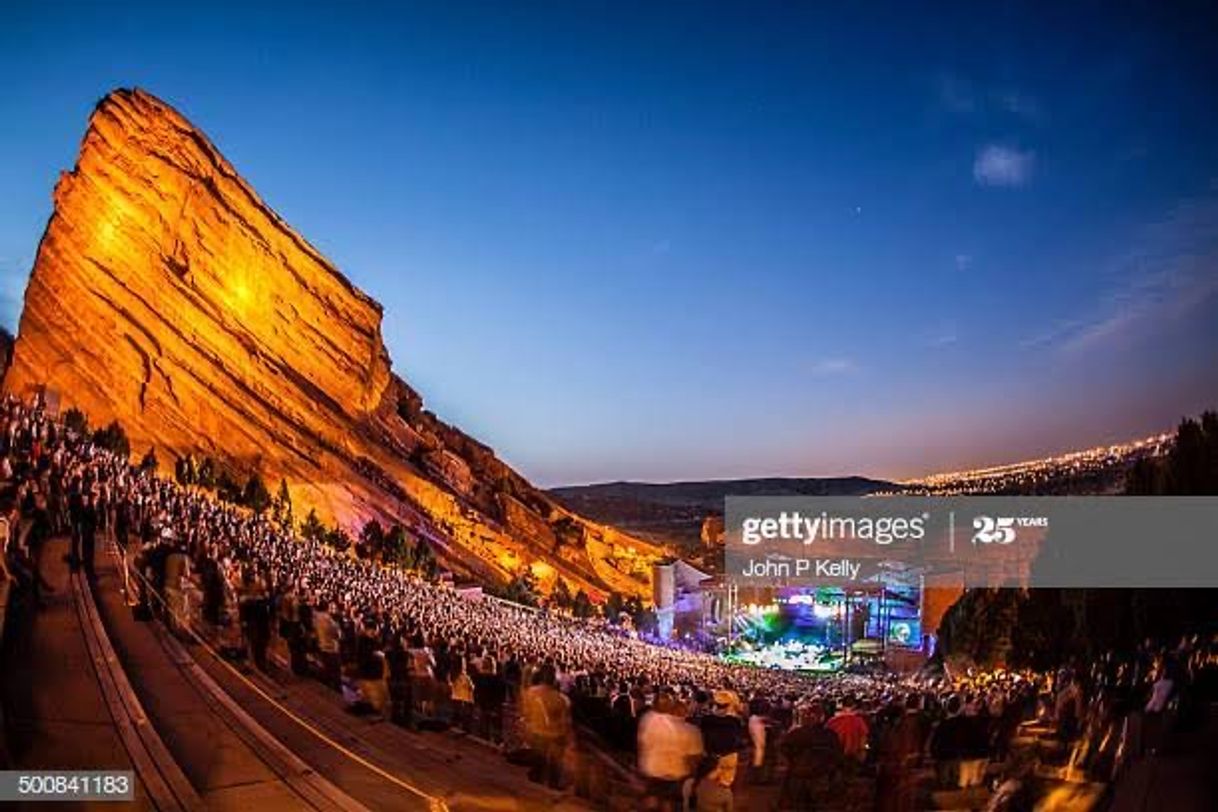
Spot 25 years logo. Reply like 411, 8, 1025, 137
971, 515, 1049, 545
972, 516, 1016, 545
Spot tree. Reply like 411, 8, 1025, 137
572, 590, 594, 619
216, 470, 242, 503
633, 607, 658, 636
139, 447, 159, 473
196, 457, 217, 490
604, 592, 625, 624
941, 410, 1218, 668
504, 570, 539, 606
243, 473, 272, 514
620, 595, 657, 634
413, 538, 438, 578
937, 588, 1021, 667
551, 577, 573, 611
274, 478, 293, 531
92, 420, 131, 459
358, 519, 386, 560
422, 555, 439, 579
383, 524, 415, 568
0, 325, 13, 371
174, 454, 196, 487
324, 525, 352, 554
1164, 413, 1218, 495
63, 407, 89, 438
1124, 412, 1218, 496
300, 509, 326, 543
1125, 457, 1161, 495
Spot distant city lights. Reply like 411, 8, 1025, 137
894, 433, 1172, 496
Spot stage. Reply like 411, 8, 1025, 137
721, 639, 843, 672
712, 581, 926, 673
653, 559, 942, 673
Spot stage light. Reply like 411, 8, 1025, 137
812, 602, 835, 619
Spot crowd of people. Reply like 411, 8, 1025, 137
2, 392, 1217, 811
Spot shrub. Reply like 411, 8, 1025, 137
92, 420, 131, 459
300, 509, 326, 543
63, 407, 89, 437
243, 473, 272, 514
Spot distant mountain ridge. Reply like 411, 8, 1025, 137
549, 476, 893, 549
552, 476, 892, 507
549, 429, 1173, 548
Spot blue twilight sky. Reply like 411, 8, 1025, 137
2, 2, 1217, 486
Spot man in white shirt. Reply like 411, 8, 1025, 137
638, 694, 704, 811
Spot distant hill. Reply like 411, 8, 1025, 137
551, 476, 893, 508
550, 430, 1175, 550
899, 432, 1172, 496
550, 476, 894, 549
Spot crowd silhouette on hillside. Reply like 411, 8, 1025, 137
3, 392, 1217, 810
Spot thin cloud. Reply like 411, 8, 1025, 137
973, 145, 1034, 187
1020, 318, 1084, 350
936, 74, 1042, 122
925, 323, 959, 348
1023, 186, 1218, 353
993, 90, 1044, 122
808, 357, 859, 377
1061, 266, 1217, 354
954, 253, 973, 272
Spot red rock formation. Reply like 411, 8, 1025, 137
5, 88, 662, 599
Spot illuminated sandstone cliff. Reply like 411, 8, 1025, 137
5, 88, 661, 599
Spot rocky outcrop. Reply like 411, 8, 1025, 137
5, 88, 662, 599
